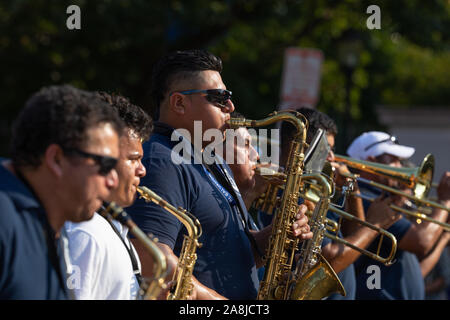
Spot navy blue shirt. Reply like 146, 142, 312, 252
126, 123, 259, 299
0, 161, 67, 299
354, 182, 424, 300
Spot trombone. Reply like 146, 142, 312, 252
334, 154, 450, 232
254, 165, 398, 266
255, 166, 339, 233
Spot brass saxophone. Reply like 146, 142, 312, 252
290, 166, 345, 299
252, 165, 340, 241
227, 110, 308, 300
98, 201, 168, 300
252, 166, 285, 216
254, 164, 398, 266
251, 166, 345, 299
136, 186, 202, 300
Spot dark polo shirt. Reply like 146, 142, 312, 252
0, 160, 67, 300
354, 181, 424, 300
126, 123, 260, 300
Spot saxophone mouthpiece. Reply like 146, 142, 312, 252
226, 118, 247, 129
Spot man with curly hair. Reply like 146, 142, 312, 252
64, 92, 152, 300
0, 85, 123, 299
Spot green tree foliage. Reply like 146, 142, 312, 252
0, 0, 449, 155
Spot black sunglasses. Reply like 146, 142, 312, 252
364, 135, 399, 151
63, 148, 118, 176
171, 89, 232, 108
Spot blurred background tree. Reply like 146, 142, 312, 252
0, 0, 449, 156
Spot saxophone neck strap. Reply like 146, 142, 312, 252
101, 214, 143, 286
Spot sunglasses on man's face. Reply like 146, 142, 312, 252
63, 148, 118, 176
171, 89, 232, 108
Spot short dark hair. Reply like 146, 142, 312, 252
280, 107, 338, 155
97, 92, 152, 142
150, 49, 223, 119
11, 85, 124, 168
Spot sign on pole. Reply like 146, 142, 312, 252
279, 47, 323, 110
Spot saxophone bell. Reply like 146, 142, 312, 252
136, 186, 202, 300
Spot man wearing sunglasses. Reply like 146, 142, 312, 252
0, 85, 123, 299
126, 49, 312, 300
64, 93, 152, 300
347, 131, 450, 300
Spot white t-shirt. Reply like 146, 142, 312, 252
64, 213, 141, 300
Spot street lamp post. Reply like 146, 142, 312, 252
337, 30, 362, 151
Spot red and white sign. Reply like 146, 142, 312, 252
279, 48, 323, 110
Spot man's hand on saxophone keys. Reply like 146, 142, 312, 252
292, 204, 313, 240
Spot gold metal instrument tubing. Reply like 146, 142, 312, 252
340, 173, 450, 232
254, 166, 398, 266
289, 171, 346, 300
229, 111, 345, 299
136, 186, 202, 300
254, 166, 339, 233
334, 154, 450, 231
334, 153, 435, 200
98, 201, 168, 300
227, 110, 309, 300
326, 205, 397, 265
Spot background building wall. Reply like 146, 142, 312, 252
376, 106, 450, 196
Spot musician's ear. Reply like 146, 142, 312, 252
44, 144, 64, 178
169, 93, 186, 116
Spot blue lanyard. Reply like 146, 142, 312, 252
202, 164, 236, 206
203, 163, 265, 257
202, 163, 250, 230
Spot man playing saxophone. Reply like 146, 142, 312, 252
126, 49, 312, 300
64, 93, 153, 299
222, 111, 276, 275
222, 112, 266, 212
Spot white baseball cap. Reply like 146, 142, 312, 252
346, 131, 415, 160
